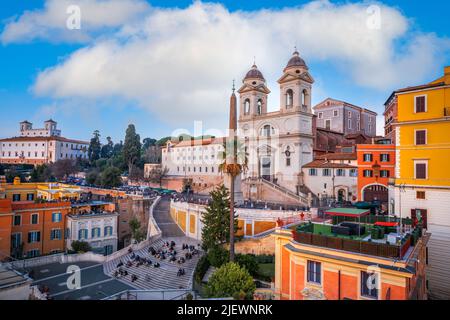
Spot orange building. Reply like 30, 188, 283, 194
357, 142, 396, 204
273, 209, 430, 300
0, 199, 13, 258
10, 202, 71, 258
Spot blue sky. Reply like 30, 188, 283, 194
0, 0, 449, 144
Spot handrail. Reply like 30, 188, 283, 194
257, 178, 308, 204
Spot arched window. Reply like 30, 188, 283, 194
244, 99, 250, 114
302, 89, 308, 107
257, 99, 262, 115
260, 125, 275, 137
286, 89, 293, 108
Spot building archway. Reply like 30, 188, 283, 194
361, 184, 388, 202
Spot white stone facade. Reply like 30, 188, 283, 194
66, 213, 118, 255
238, 51, 315, 195
0, 120, 89, 165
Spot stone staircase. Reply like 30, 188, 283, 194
103, 237, 201, 291
258, 178, 310, 206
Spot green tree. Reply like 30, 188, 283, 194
86, 170, 99, 186
201, 185, 238, 251
206, 262, 256, 299
142, 137, 157, 150
123, 124, 142, 174
30, 164, 53, 182
218, 138, 248, 262
129, 216, 145, 242
100, 166, 122, 188
101, 136, 114, 158
71, 241, 92, 253
88, 130, 102, 162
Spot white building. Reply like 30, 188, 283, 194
0, 120, 89, 165
66, 211, 118, 256
238, 50, 314, 202
302, 153, 358, 201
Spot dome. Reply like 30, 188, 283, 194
244, 64, 265, 81
285, 50, 307, 70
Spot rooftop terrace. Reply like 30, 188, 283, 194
293, 217, 423, 260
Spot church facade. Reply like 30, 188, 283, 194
238, 50, 315, 199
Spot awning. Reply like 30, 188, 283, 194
374, 222, 398, 227
324, 208, 370, 218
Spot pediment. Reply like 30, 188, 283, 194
277, 71, 315, 84
238, 83, 271, 94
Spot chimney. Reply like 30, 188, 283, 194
445, 66, 450, 85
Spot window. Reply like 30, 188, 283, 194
104, 226, 113, 236
322, 169, 331, 176
380, 154, 390, 162
318, 112, 323, 119
286, 89, 293, 107
325, 120, 331, 130
380, 170, 390, 178
52, 212, 62, 223
348, 119, 352, 129
333, 110, 339, 117
12, 194, 21, 202
309, 168, 317, 176
91, 228, 101, 238
13, 215, 21, 226
286, 158, 291, 166
349, 169, 357, 177
415, 96, 426, 113
27, 249, 40, 258
78, 229, 88, 240
416, 191, 426, 200
28, 231, 41, 243
31, 213, 39, 225
307, 261, 321, 284
348, 111, 352, 118
415, 130, 427, 145
257, 99, 263, 115
244, 99, 250, 114
363, 154, 373, 162
11, 233, 22, 248
363, 170, 373, 177
336, 169, 345, 177
50, 229, 62, 240
361, 271, 378, 299
415, 161, 427, 180
261, 125, 274, 137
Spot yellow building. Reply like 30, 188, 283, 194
0, 176, 82, 202
388, 66, 450, 299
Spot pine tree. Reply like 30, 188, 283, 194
88, 130, 101, 162
123, 124, 142, 175
201, 185, 238, 251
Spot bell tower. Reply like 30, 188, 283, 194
278, 50, 314, 114
238, 64, 271, 120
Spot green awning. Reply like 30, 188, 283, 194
324, 208, 370, 217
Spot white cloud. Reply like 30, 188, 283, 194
1, 0, 150, 44
5, 0, 447, 129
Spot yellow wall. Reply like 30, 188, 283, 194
189, 214, 196, 234
177, 210, 186, 232
396, 72, 450, 187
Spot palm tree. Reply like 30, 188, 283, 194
218, 138, 248, 261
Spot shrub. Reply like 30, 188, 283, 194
207, 246, 229, 268
194, 255, 210, 283
236, 254, 258, 277
71, 241, 92, 253
206, 262, 256, 299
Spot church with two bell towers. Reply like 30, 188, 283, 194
238, 50, 315, 202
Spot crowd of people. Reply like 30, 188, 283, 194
111, 240, 201, 284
